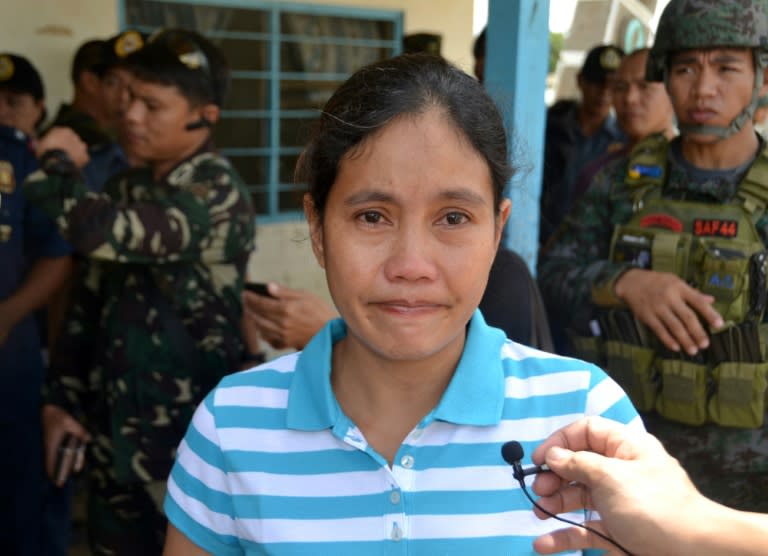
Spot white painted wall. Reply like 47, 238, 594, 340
0, 1, 120, 122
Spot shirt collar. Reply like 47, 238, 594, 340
285, 309, 507, 431
285, 318, 344, 430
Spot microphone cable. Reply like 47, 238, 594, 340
502, 441, 634, 556
513, 473, 634, 556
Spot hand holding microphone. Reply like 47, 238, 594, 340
525, 416, 768, 556
501, 438, 633, 555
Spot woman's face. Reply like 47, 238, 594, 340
307, 108, 510, 364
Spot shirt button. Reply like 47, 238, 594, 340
391, 522, 403, 541
389, 490, 401, 504
400, 455, 414, 469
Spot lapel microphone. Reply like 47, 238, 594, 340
501, 441, 551, 479
501, 440, 634, 556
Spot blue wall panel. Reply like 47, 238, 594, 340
486, 0, 549, 273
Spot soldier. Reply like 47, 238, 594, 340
570, 47, 676, 206
547, 48, 677, 355
99, 29, 147, 167
0, 53, 73, 556
539, 44, 626, 246
538, 0, 768, 511
42, 37, 145, 555
45, 38, 131, 191
24, 29, 255, 553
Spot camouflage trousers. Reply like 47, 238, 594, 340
643, 412, 768, 511
85, 436, 168, 556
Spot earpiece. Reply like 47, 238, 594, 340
185, 117, 212, 131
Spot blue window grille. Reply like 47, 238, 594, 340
121, 0, 403, 219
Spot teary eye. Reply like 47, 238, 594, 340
445, 212, 469, 225
360, 210, 382, 224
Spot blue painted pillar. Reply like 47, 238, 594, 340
485, 0, 549, 273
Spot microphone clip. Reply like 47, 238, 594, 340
511, 461, 526, 482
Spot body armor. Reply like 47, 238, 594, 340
586, 135, 768, 428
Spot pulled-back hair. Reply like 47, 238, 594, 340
298, 54, 513, 220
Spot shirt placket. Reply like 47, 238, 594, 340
339, 422, 419, 554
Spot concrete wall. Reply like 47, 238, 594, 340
246, 218, 331, 302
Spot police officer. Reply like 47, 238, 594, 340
0, 53, 73, 556
0, 52, 46, 138
24, 29, 255, 554
539, 0, 768, 511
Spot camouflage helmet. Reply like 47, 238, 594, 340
647, 0, 768, 138
647, 0, 768, 81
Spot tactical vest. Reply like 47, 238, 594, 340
574, 134, 768, 428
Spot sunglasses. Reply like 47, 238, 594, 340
149, 29, 211, 78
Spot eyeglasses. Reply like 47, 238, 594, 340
148, 29, 211, 78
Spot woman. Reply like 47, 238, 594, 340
163, 54, 641, 555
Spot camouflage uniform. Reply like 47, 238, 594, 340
24, 149, 255, 553
539, 0, 768, 511
538, 138, 768, 510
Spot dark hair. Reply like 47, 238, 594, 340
71, 39, 107, 83
122, 28, 230, 108
299, 53, 513, 220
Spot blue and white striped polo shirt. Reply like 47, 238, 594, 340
165, 310, 642, 555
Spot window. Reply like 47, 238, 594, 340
122, 1, 402, 218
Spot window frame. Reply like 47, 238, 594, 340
119, 0, 403, 222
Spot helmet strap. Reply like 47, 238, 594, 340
668, 49, 766, 140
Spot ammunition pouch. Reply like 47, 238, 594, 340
568, 332, 605, 368
603, 340, 658, 412
709, 361, 768, 429
655, 358, 709, 426
569, 317, 768, 429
